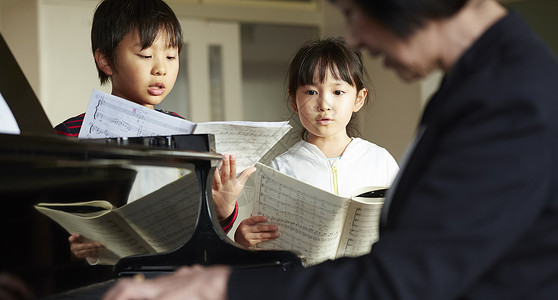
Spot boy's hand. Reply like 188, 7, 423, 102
234, 216, 280, 248
211, 154, 256, 221
68, 234, 104, 260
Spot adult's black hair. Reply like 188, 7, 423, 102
91, 0, 183, 84
286, 37, 371, 139
333, 0, 468, 38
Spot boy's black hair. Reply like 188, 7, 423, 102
286, 37, 371, 139
91, 0, 183, 85
331, 0, 468, 38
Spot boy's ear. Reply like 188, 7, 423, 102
353, 88, 367, 112
94, 49, 113, 76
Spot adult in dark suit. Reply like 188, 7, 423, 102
102, 0, 558, 299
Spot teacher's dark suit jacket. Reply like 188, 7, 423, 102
229, 12, 558, 299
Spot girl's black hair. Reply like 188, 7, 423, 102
91, 0, 183, 85
286, 37, 371, 139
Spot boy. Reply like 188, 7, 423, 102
55, 0, 182, 136
55, 0, 249, 264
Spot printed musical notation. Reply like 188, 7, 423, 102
79, 90, 195, 138
244, 163, 386, 266
78, 90, 292, 173
336, 202, 383, 258
252, 170, 348, 265
194, 122, 291, 172
119, 172, 201, 252
34, 172, 204, 265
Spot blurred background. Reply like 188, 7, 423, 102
0, 0, 556, 297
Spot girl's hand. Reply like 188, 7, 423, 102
234, 216, 280, 248
68, 234, 104, 260
212, 154, 256, 221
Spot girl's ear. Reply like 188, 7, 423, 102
94, 49, 114, 76
289, 92, 299, 113
353, 88, 367, 112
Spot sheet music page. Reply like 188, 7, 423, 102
0, 92, 20, 134
335, 194, 384, 259
78, 89, 195, 138
193, 121, 291, 173
248, 163, 350, 266
34, 201, 156, 264
115, 171, 200, 253
257, 124, 301, 166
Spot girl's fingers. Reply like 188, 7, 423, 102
243, 215, 268, 225
237, 167, 256, 186
213, 167, 221, 187
229, 154, 237, 176
220, 155, 230, 182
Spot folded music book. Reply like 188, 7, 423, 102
240, 163, 387, 266
34, 172, 200, 265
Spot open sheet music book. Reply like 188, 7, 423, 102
34, 172, 200, 265
242, 163, 387, 266
78, 89, 292, 172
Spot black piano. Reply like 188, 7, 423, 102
0, 33, 301, 299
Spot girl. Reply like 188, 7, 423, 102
235, 37, 399, 248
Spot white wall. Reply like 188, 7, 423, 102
241, 23, 320, 122
1, 0, 40, 101
39, 0, 110, 126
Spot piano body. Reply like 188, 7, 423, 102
0, 33, 301, 299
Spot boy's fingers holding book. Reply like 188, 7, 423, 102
71, 242, 104, 259
68, 234, 79, 243
68, 233, 86, 242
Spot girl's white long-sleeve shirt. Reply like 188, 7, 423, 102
271, 138, 399, 198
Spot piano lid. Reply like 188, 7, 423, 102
0, 133, 222, 169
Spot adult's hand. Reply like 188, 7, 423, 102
102, 265, 231, 300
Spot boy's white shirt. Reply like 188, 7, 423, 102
271, 138, 399, 197
126, 166, 182, 203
